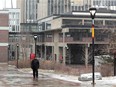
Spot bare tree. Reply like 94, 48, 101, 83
19, 25, 33, 60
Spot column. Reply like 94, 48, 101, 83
40, 45, 42, 58
44, 46, 46, 60
52, 46, 54, 60
63, 32, 66, 64
54, 31, 59, 62
85, 44, 89, 68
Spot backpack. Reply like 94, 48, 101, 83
31, 59, 39, 69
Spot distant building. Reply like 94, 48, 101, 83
36, 10, 116, 65
16, 0, 25, 23
70, 0, 92, 11
16, 0, 116, 65
93, 0, 116, 10
17, 0, 116, 23
17, 0, 38, 23
4, 8, 20, 32
37, 0, 71, 20
0, 10, 9, 62
3, 8, 20, 61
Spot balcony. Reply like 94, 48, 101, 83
59, 37, 109, 44
45, 38, 53, 42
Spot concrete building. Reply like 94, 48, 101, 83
4, 8, 20, 61
16, 0, 116, 66
93, 0, 116, 10
17, 0, 116, 23
16, 0, 25, 23
37, 0, 71, 20
70, 0, 116, 11
17, 0, 38, 23
4, 8, 20, 32
0, 10, 9, 62
36, 10, 116, 65
70, 0, 92, 11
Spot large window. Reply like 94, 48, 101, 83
63, 19, 82, 25
84, 20, 92, 25
105, 20, 116, 26
95, 20, 103, 26
84, 20, 103, 26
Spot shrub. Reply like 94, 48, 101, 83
100, 64, 113, 76
9, 59, 113, 76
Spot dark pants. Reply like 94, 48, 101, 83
32, 69, 38, 79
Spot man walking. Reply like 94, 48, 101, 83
31, 57, 39, 80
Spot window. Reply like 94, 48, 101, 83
84, 20, 92, 25
12, 26, 15, 31
63, 19, 82, 25
95, 20, 103, 26
105, 20, 116, 26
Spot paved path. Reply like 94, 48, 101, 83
0, 63, 115, 87
0, 63, 80, 87
19, 67, 116, 87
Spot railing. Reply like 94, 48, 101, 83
59, 37, 109, 43
45, 38, 53, 42
36, 37, 110, 44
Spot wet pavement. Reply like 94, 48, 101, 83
0, 63, 115, 87
0, 63, 80, 87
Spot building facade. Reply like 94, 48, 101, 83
93, 0, 116, 10
36, 10, 116, 65
17, 0, 116, 22
17, 0, 38, 23
0, 10, 9, 62
5, 8, 20, 32
5, 8, 20, 61
37, 0, 71, 19
16, 0, 116, 66
16, 0, 25, 23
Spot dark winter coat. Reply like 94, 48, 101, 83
31, 59, 39, 70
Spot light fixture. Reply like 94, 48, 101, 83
89, 7, 97, 19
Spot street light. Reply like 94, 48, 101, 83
34, 35, 37, 57
89, 7, 97, 85
16, 43, 19, 68
8, 44, 10, 64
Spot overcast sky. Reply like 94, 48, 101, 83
0, 0, 16, 9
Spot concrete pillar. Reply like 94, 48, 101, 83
54, 31, 59, 62
40, 45, 42, 58
85, 45, 89, 68
44, 46, 46, 60
54, 44, 59, 62
32, 44, 35, 53
63, 32, 66, 64
52, 46, 54, 60
62, 28, 69, 64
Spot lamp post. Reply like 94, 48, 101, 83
16, 43, 19, 68
89, 7, 97, 85
34, 35, 37, 57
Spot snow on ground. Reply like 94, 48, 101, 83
97, 76, 116, 85
40, 72, 116, 86
18, 68, 116, 86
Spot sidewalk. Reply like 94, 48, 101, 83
18, 68, 82, 83
18, 68, 116, 87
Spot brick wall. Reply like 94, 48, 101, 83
0, 11, 9, 63
0, 13, 9, 26
0, 46, 8, 62
0, 30, 8, 43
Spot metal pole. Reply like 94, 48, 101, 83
63, 32, 65, 64
17, 45, 19, 68
92, 19, 95, 85
35, 39, 37, 57
114, 53, 116, 76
